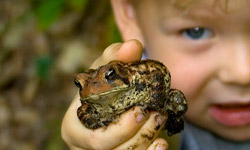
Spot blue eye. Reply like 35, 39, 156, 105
182, 27, 212, 40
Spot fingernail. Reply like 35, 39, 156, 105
114, 43, 123, 50
156, 115, 165, 125
103, 43, 122, 61
136, 113, 146, 123
135, 108, 148, 123
156, 144, 167, 150
153, 112, 166, 126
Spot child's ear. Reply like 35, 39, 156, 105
111, 0, 144, 45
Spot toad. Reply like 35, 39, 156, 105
74, 59, 187, 136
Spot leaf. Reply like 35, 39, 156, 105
68, 0, 88, 11
106, 16, 122, 44
34, 0, 64, 30
36, 54, 53, 80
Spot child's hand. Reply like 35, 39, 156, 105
61, 40, 168, 150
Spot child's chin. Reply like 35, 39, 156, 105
209, 121, 250, 141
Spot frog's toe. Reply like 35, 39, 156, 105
168, 89, 188, 116
164, 110, 184, 136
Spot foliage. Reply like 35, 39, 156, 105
33, 0, 65, 30
0, 0, 121, 150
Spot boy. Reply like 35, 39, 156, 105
62, 0, 250, 149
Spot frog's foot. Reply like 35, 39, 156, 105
140, 105, 149, 116
164, 110, 184, 136
167, 89, 187, 116
163, 89, 188, 135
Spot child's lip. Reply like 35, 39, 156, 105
209, 102, 250, 126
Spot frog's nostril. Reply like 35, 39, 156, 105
74, 79, 82, 89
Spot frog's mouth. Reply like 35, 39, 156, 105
80, 85, 132, 105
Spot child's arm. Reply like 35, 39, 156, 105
61, 40, 168, 150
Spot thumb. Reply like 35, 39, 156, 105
90, 39, 143, 69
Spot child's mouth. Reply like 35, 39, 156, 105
209, 102, 250, 126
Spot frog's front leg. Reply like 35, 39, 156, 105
140, 105, 149, 116
163, 89, 188, 136
166, 89, 187, 116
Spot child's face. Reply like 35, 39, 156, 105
118, 0, 250, 140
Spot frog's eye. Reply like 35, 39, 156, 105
74, 79, 82, 89
105, 68, 116, 81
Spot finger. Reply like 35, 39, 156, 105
147, 138, 168, 150
61, 94, 85, 148
113, 39, 143, 63
68, 145, 86, 150
62, 95, 149, 150
113, 112, 167, 150
90, 39, 143, 69
83, 107, 149, 149
90, 43, 122, 69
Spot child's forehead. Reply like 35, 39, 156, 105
135, 0, 250, 21
135, 0, 250, 15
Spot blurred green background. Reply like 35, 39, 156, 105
0, 0, 122, 149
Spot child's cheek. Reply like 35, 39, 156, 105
169, 62, 214, 101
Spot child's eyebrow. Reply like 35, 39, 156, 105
182, 7, 224, 21
158, 7, 226, 32
159, 7, 224, 27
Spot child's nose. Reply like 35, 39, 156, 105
218, 39, 250, 85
